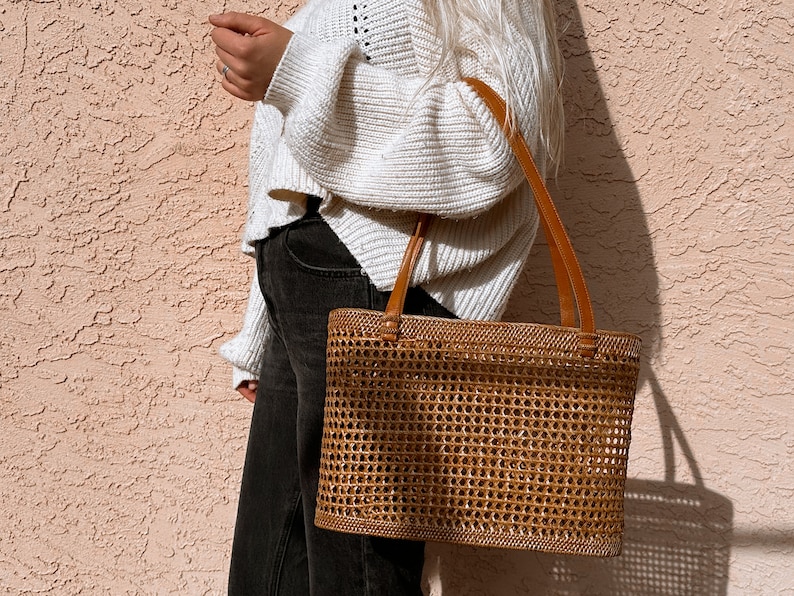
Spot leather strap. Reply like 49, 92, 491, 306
381, 212, 433, 342
464, 81, 576, 329
383, 78, 597, 357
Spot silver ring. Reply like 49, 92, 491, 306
222, 64, 230, 79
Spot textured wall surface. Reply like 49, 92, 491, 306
1, 0, 791, 594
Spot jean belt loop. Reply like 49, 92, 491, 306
305, 195, 322, 217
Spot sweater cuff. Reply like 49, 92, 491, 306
218, 264, 269, 389
232, 366, 257, 391
264, 32, 356, 116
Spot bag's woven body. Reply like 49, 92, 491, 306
315, 80, 643, 557
316, 310, 641, 556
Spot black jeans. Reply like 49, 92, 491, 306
228, 211, 454, 595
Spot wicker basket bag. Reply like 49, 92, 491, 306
315, 79, 642, 557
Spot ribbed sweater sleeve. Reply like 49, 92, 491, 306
218, 261, 269, 389
262, 32, 527, 219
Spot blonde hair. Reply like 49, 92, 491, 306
426, 0, 565, 170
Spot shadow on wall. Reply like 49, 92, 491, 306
426, 372, 734, 595
426, 1, 736, 593
522, 370, 733, 596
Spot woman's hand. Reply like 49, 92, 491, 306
236, 380, 258, 403
209, 12, 293, 102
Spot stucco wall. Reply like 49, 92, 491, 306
1, 1, 791, 594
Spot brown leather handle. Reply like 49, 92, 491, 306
381, 212, 433, 342
465, 82, 576, 330
383, 78, 597, 357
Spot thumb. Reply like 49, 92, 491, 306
209, 12, 273, 37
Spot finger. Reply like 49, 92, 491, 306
215, 57, 267, 101
216, 59, 232, 82
211, 26, 250, 60
214, 46, 243, 75
216, 58, 237, 81
215, 44, 264, 82
216, 61, 259, 100
220, 76, 260, 102
209, 12, 272, 37
237, 387, 256, 403
235, 380, 258, 403
211, 27, 268, 70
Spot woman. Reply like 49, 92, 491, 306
210, 0, 564, 593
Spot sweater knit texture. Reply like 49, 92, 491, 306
219, 0, 547, 387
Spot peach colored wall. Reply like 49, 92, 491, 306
1, 1, 791, 594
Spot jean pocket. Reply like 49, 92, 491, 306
282, 219, 364, 276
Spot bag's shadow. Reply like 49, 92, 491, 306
425, 1, 736, 593
524, 370, 734, 595
425, 373, 734, 595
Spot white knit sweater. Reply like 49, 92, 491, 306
219, 0, 547, 388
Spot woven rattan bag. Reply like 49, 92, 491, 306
315, 79, 642, 557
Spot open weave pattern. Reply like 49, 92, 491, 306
316, 309, 642, 556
